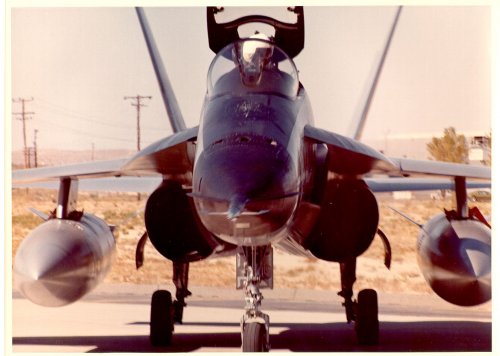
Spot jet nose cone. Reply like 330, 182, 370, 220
14, 220, 93, 307
195, 135, 297, 203
193, 136, 299, 245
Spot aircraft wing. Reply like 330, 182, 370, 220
392, 157, 491, 179
365, 177, 490, 193
12, 158, 128, 184
12, 126, 198, 185
13, 176, 163, 193
304, 124, 491, 184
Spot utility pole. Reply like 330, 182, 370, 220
12, 97, 35, 168
124, 95, 152, 151
33, 129, 39, 168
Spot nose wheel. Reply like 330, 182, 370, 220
240, 281, 270, 352
242, 322, 269, 352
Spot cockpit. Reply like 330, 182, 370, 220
207, 37, 300, 99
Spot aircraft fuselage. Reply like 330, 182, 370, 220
192, 39, 314, 246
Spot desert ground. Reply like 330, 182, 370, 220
10, 188, 491, 295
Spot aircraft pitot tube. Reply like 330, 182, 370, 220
13, 213, 115, 307
417, 210, 491, 306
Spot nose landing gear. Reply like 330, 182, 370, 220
239, 246, 272, 352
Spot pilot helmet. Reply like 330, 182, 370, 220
235, 32, 274, 86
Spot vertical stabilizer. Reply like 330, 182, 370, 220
136, 8, 187, 133
349, 6, 402, 141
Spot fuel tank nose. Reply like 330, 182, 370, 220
463, 246, 490, 279
15, 222, 91, 306
193, 136, 299, 245
428, 251, 491, 307
14, 216, 115, 307
417, 215, 491, 306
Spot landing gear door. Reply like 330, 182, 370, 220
236, 246, 274, 289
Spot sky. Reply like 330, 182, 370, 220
8, 4, 493, 152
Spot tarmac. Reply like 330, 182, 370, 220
9, 283, 493, 353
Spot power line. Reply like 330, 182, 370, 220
124, 95, 152, 151
11, 98, 162, 149
37, 97, 168, 131
34, 116, 133, 143
12, 97, 35, 168
37, 98, 129, 129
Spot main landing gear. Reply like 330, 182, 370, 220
339, 257, 379, 345
149, 261, 191, 347
239, 245, 273, 352
144, 243, 380, 349
150, 289, 174, 346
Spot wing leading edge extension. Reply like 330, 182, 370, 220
304, 124, 397, 175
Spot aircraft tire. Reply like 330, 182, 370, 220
242, 322, 268, 352
355, 289, 379, 345
150, 290, 174, 346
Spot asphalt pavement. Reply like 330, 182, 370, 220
9, 283, 493, 353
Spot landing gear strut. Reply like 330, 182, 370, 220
239, 246, 272, 352
339, 257, 379, 345
173, 261, 191, 324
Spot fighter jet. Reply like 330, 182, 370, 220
13, 6, 491, 351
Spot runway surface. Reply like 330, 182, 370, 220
10, 284, 492, 352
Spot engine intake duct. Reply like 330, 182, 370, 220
145, 180, 235, 262
305, 179, 379, 262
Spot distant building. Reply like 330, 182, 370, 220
468, 135, 491, 166
392, 191, 412, 200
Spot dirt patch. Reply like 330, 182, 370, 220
10, 188, 491, 295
